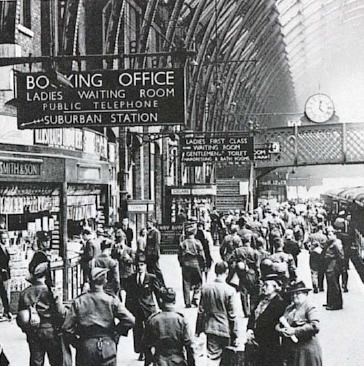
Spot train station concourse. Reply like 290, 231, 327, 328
0, 0, 363, 366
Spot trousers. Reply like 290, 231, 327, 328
146, 260, 165, 288
27, 327, 62, 366
326, 270, 343, 309
76, 336, 117, 366
0, 279, 9, 314
182, 265, 202, 307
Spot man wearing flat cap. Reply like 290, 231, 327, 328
17, 262, 65, 366
125, 253, 162, 361
145, 214, 165, 288
143, 287, 196, 366
62, 267, 135, 366
178, 222, 205, 308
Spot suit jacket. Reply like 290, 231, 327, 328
247, 294, 286, 349
0, 245, 10, 281
196, 279, 238, 339
125, 272, 160, 320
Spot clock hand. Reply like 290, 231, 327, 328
318, 100, 324, 112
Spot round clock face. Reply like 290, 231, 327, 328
304, 94, 335, 123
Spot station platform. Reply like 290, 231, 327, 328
1, 248, 363, 366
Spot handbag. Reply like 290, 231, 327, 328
220, 346, 245, 366
244, 340, 259, 366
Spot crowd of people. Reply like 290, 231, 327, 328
0, 200, 352, 366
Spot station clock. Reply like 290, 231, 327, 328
304, 93, 335, 123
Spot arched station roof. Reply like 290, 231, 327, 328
4, 0, 362, 130
276, 0, 364, 122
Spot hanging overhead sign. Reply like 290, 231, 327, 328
16, 68, 185, 129
181, 132, 254, 165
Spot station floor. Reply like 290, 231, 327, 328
1, 247, 363, 366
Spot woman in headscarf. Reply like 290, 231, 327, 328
246, 273, 286, 365
276, 280, 322, 366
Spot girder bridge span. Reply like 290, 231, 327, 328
253, 122, 364, 169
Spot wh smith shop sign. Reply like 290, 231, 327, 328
17, 69, 185, 129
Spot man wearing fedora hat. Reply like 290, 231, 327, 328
145, 214, 166, 288
125, 252, 162, 361
17, 262, 65, 366
62, 267, 135, 366
143, 287, 195, 366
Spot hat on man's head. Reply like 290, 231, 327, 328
262, 273, 282, 286
36, 231, 50, 242
82, 228, 92, 236
91, 267, 109, 281
286, 280, 311, 293
161, 287, 176, 303
184, 222, 196, 235
147, 214, 156, 224
135, 252, 147, 264
115, 228, 125, 238
31, 262, 49, 279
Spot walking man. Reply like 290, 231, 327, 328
0, 231, 11, 320
196, 261, 239, 365
178, 222, 205, 308
62, 267, 135, 365
125, 253, 162, 361
143, 287, 196, 366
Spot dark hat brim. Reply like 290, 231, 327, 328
286, 286, 312, 293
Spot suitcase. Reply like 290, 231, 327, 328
220, 346, 245, 366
